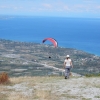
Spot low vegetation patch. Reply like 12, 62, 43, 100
0, 72, 9, 84
85, 73, 100, 77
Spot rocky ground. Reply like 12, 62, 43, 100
0, 76, 100, 100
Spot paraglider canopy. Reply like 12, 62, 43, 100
42, 37, 58, 48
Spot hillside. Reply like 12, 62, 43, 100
0, 76, 100, 100
0, 39, 100, 76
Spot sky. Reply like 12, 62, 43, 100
0, 0, 100, 18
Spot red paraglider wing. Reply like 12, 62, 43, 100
42, 38, 58, 47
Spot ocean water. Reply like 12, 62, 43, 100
0, 16, 100, 56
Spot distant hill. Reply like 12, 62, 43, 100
0, 38, 100, 76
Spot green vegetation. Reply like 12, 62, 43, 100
0, 38, 100, 77
85, 73, 100, 77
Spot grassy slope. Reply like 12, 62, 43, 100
0, 76, 100, 100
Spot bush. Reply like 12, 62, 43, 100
85, 73, 100, 77
0, 72, 9, 84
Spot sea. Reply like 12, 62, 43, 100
0, 16, 100, 56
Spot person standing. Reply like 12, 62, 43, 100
64, 55, 73, 79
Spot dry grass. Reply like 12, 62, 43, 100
0, 84, 9, 100
7, 92, 33, 100
34, 89, 59, 100
0, 76, 100, 100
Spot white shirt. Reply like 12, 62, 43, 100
64, 59, 71, 66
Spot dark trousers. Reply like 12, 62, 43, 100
65, 68, 71, 78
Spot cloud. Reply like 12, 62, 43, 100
0, 0, 100, 17
0, 5, 6, 9
97, 5, 100, 9
63, 5, 69, 10
42, 3, 52, 9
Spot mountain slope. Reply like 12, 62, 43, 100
0, 39, 100, 76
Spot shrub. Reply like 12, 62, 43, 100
85, 73, 100, 77
0, 72, 9, 84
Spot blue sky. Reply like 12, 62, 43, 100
0, 0, 100, 18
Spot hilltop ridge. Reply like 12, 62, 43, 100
0, 76, 100, 100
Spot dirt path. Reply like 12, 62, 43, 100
43, 63, 82, 77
